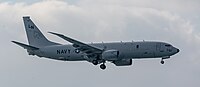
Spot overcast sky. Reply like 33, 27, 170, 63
0, 0, 200, 87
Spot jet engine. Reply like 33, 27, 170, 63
102, 50, 119, 61
113, 59, 132, 66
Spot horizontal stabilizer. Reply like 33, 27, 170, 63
12, 41, 39, 50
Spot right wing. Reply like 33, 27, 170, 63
48, 32, 103, 58
12, 41, 39, 50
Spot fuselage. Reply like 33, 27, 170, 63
12, 16, 180, 70
32, 41, 179, 61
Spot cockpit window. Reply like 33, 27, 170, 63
165, 44, 171, 47
136, 45, 139, 48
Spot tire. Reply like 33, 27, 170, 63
100, 64, 106, 70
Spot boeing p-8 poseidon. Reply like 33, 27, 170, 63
12, 16, 179, 70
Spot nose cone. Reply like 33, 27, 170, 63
176, 48, 180, 53
174, 47, 180, 54
171, 47, 179, 56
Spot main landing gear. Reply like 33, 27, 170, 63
100, 60, 106, 70
92, 60, 106, 70
100, 63, 106, 70
92, 60, 98, 65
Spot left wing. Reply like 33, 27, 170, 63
48, 32, 103, 57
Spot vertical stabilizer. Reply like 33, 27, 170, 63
23, 16, 58, 47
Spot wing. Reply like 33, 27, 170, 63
48, 32, 103, 57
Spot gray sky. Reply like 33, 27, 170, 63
0, 0, 200, 87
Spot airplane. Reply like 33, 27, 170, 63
12, 16, 179, 70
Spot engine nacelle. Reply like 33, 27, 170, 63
102, 50, 119, 61
113, 59, 132, 66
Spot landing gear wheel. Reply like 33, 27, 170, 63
100, 64, 106, 70
160, 60, 164, 64
92, 60, 98, 65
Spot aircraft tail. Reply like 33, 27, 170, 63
23, 16, 58, 48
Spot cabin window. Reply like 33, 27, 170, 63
136, 45, 139, 48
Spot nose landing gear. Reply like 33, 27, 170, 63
160, 56, 170, 64
160, 58, 164, 64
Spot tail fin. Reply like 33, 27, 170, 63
23, 16, 58, 47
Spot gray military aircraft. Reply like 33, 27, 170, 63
12, 16, 179, 70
